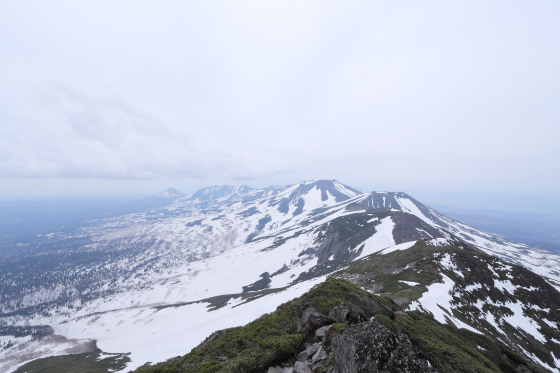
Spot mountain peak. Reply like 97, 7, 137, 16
187, 185, 254, 202
291, 179, 363, 203
155, 188, 185, 198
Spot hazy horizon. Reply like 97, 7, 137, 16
1, 178, 559, 217
1, 1, 559, 211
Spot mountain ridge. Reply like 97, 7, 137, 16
1, 179, 559, 372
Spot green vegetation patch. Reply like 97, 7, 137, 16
133, 278, 394, 373
302, 277, 396, 316
333, 240, 446, 301
14, 347, 130, 373
390, 311, 545, 373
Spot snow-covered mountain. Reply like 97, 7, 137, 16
1, 180, 559, 372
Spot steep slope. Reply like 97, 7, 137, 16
350, 192, 560, 289
127, 241, 559, 372
1, 180, 559, 372
334, 240, 560, 372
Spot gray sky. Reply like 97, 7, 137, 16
1, 1, 559, 204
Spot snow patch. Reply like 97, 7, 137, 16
355, 217, 396, 259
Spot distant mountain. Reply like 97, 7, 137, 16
1, 180, 559, 372
154, 188, 185, 198
107, 188, 186, 215
186, 185, 253, 203
126, 187, 185, 206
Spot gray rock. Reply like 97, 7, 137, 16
311, 346, 327, 364
312, 358, 328, 372
296, 302, 324, 332
328, 302, 366, 324
297, 342, 321, 361
331, 321, 433, 373
297, 349, 312, 362
315, 324, 333, 340
393, 298, 412, 307
310, 359, 332, 372
307, 342, 321, 354
293, 361, 312, 373
328, 302, 349, 323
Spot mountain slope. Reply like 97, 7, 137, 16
1, 180, 559, 372
130, 277, 550, 373
333, 240, 560, 371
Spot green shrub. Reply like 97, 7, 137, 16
375, 314, 393, 330
259, 334, 304, 354
331, 323, 347, 332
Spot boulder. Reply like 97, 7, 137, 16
315, 324, 333, 341
297, 342, 321, 361
296, 301, 332, 332
328, 302, 366, 324
311, 346, 327, 364
296, 302, 322, 331
331, 321, 433, 373
293, 361, 312, 373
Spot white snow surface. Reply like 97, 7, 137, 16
56, 275, 328, 372
408, 274, 481, 335
355, 217, 396, 259
2, 181, 560, 372
399, 280, 420, 286
381, 241, 417, 254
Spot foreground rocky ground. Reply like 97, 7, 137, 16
133, 278, 546, 373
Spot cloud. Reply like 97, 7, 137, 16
0, 84, 235, 179
0, 1, 558, 194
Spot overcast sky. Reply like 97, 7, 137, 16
1, 1, 559, 207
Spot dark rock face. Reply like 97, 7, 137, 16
296, 301, 333, 333
331, 321, 433, 373
296, 302, 322, 331
328, 302, 367, 324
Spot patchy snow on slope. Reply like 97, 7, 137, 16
408, 274, 480, 334
301, 186, 326, 212
57, 275, 328, 372
355, 217, 396, 259
400, 280, 420, 286
464, 283, 483, 293
438, 253, 464, 278
381, 241, 418, 255
3, 181, 560, 372
425, 238, 455, 247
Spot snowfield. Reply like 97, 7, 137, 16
1, 180, 559, 372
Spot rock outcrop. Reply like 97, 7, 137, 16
331, 321, 433, 373
296, 301, 334, 333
